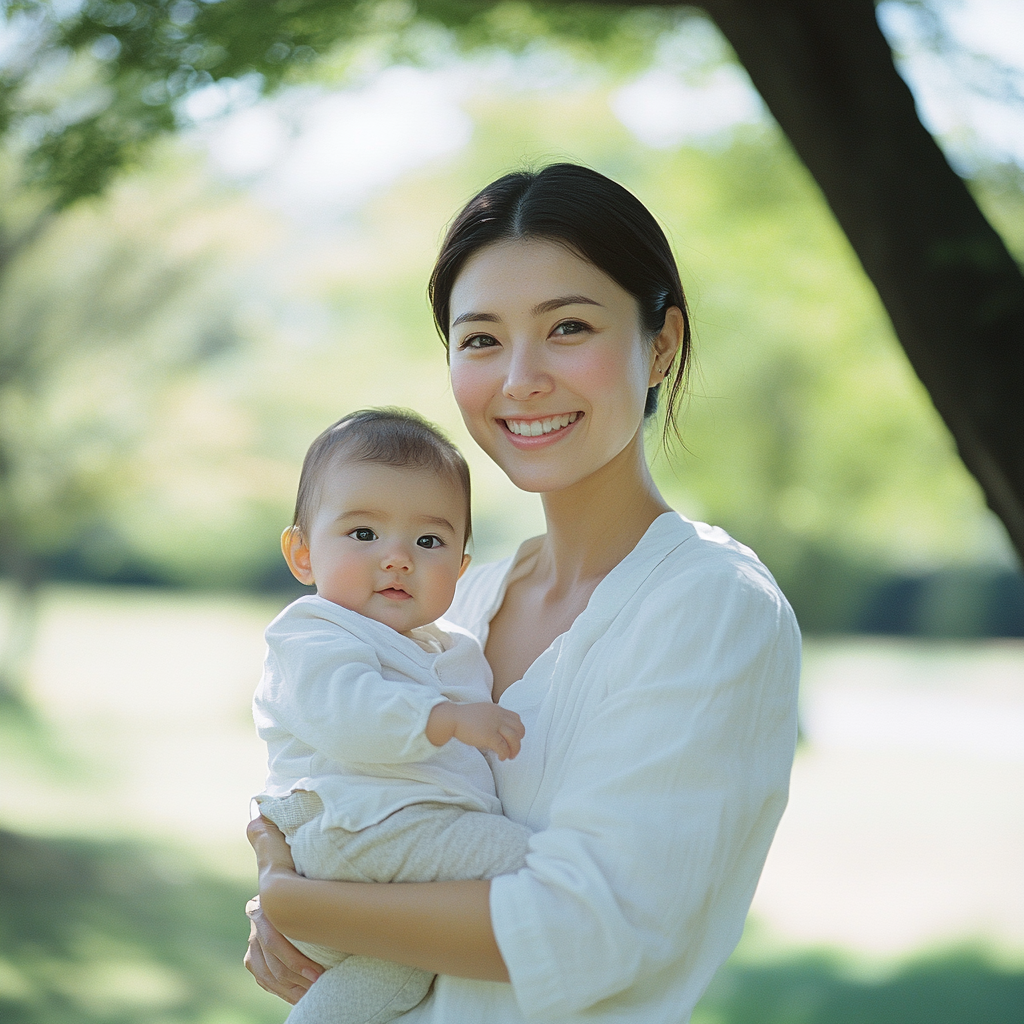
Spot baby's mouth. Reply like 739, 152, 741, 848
503, 412, 581, 437
378, 587, 412, 600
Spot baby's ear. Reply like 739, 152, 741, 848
281, 526, 315, 586
458, 554, 471, 579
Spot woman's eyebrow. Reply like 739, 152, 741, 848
451, 295, 602, 329
531, 295, 602, 315
451, 310, 501, 328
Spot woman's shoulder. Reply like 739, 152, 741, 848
628, 513, 798, 632
601, 514, 801, 694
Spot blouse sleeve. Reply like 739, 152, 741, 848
489, 556, 801, 1019
256, 620, 444, 766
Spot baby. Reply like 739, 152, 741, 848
253, 408, 531, 1024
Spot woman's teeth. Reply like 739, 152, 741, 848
505, 412, 579, 437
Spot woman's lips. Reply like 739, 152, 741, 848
500, 412, 583, 446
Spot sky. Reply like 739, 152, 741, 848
182, 0, 1024, 218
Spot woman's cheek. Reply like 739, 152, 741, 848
560, 341, 647, 415
449, 361, 495, 432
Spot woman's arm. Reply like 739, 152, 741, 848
248, 816, 510, 983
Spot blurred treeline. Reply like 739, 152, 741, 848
1, 26, 1022, 639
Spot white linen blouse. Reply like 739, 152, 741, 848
403, 512, 801, 1024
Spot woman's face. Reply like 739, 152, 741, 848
448, 238, 668, 494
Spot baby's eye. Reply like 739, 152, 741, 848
416, 535, 443, 549
552, 320, 589, 337
349, 528, 377, 542
457, 334, 499, 351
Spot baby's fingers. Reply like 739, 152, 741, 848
497, 723, 523, 759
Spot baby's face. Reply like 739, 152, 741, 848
298, 460, 468, 635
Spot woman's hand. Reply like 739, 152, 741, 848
245, 816, 323, 1002
247, 813, 296, 879
244, 895, 323, 1003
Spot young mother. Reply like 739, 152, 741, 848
246, 163, 801, 1022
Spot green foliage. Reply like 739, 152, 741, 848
2, 69, 1007, 622
0, 148, 253, 574
2, 0, 689, 207
693, 945, 1024, 1024
0, 3, 1016, 627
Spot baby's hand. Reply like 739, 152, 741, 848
426, 701, 525, 760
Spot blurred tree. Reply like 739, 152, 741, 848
0, 153, 248, 701
687, 0, 1024, 560
0, 0, 1017, 559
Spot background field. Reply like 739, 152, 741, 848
2, 586, 1021, 1023
2, 3, 1023, 1021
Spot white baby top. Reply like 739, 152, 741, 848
400, 512, 801, 1023
253, 595, 501, 832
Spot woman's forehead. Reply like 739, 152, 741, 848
450, 238, 628, 316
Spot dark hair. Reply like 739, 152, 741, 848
428, 163, 692, 441
293, 408, 472, 545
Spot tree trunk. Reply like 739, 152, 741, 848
699, 0, 1024, 559
613, 0, 1024, 559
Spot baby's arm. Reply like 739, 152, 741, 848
425, 701, 525, 761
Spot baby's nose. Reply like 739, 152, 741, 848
382, 549, 412, 572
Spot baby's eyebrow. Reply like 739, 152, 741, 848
335, 509, 457, 535
335, 508, 386, 521
418, 516, 457, 534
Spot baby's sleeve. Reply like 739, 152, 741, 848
257, 617, 446, 766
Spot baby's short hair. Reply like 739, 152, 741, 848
293, 408, 472, 545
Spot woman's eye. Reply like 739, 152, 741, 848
416, 535, 443, 549
349, 528, 377, 542
457, 334, 498, 351
552, 320, 589, 337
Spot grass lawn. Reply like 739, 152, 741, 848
1, 585, 1022, 1023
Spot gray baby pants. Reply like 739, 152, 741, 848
257, 790, 531, 1024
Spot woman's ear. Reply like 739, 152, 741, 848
281, 526, 315, 586
648, 305, 685, 386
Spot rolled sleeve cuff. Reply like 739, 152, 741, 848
491, 870, 565, 1020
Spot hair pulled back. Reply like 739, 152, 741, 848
428, 163, 691, 438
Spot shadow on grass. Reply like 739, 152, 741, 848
696, 945, 1024, 1024
3, 827, 1022, 1024
0, 828, 285, 1024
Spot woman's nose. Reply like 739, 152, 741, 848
503, 343, 552, 401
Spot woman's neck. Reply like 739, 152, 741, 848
535, 429, 670, 595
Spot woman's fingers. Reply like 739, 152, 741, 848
244, 924, 308, 1004
247, 815, 296, 870
244, 896, 322, 1003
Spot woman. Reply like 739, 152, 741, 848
246, 163, 801, 1022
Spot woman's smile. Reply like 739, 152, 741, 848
501, 411, 582, 442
